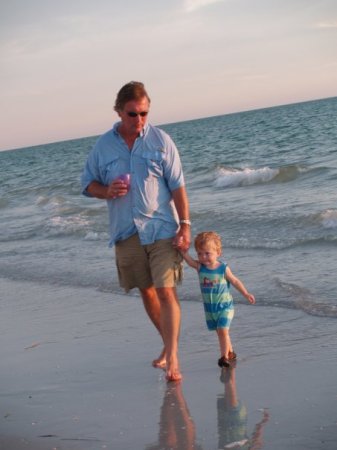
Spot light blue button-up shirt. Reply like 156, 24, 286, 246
81, 122, 185, 247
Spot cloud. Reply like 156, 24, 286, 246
183, 0, 224, 13
315, 21, 337, 29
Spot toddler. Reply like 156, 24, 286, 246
181, 231, 255, 367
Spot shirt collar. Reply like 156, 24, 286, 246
112, 121, 149, 137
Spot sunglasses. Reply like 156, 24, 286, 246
126, 111, 148, 118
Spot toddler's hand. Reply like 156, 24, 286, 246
247, 293, 255, 304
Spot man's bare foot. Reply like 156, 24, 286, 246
165, 356, 182, 382
152, 358, 166, 369
152, 348, 166, 369
165, 368, 182, 382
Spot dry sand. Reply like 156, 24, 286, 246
0, 278, 336, 449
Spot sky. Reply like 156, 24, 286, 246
1, 0, 336, 151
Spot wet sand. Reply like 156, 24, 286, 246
0, 278, 336, 449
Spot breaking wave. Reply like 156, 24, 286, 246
214, 164, 310, 188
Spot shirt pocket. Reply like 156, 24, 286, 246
101, 155, 120, 185
141, 150, 164, 178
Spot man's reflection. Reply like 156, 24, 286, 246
146, 382, 203, 450
218, 367, 269, 449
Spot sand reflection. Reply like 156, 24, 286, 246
218, 367, 269, 449
146, 382, 203, 450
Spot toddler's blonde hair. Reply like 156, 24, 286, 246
194, 231, 222, 253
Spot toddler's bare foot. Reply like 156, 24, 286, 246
152, 348, 166, 369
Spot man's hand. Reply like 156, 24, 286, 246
106, 178, 129, 199
173, 224, 191, 252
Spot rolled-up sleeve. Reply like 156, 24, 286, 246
163, 135, 185, 192
81, 147, 101, 197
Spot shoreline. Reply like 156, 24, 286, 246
1, 278, 336, 449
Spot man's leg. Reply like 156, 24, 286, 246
156, 286, 182, 381
139, 286, 166, 368
139, 238, 183, 380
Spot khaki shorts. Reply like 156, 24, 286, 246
115, 234, 183, 292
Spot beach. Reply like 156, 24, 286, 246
1, 98, 337, 449
1, 277, 336, 450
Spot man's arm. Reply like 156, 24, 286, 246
87, 181, 109, 199
171, 186, 191, 252
87, 180, 128, 200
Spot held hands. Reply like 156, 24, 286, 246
173, 225, 191, 253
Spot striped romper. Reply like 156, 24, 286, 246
198, 262, 234, 330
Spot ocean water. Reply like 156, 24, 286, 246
1, 97, 337, 320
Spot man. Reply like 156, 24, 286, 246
81, 81, 191, 381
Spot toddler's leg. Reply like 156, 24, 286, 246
217, 328, 234, 367
216, 328, 232, 358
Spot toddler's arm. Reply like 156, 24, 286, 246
225, 266, 255, 304
181, 251, 200, 271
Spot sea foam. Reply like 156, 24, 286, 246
320, 209, 337, 228
214, 167, 278, 188
48, 215, 91, 236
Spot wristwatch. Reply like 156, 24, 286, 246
179, 219, 191, 226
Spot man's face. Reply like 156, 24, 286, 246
118, 97, 150, 136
